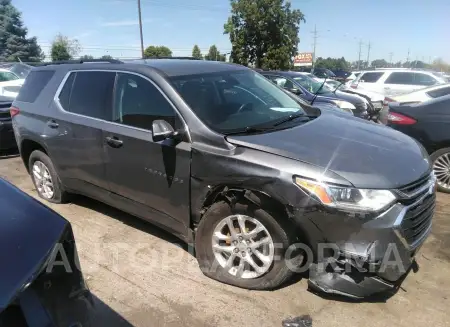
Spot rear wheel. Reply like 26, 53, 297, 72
431, 147, 450, 193
29, 150, 68, 203
195, 199, 301, 290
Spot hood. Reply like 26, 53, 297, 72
328, 90, 365, 104
0, 179, 68, 311
226, 110, 430, 189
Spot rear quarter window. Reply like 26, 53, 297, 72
359, 72, 384, 83
16, 70, 55, 103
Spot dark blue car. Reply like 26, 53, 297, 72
261, 71, 368, 118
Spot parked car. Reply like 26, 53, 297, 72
345, 71, 361, 84
0, 62, 33, 79
0, 178, 92, 326
311, 68, 336, 79
331, 69, 351, 81
387, 94, 450, 193
0, 68, 25, 98
385, 83, 450, 105
0, 95, 16, 151
261, 71, 369, 118
12, 59, 436, 298
350, 69, 446, 97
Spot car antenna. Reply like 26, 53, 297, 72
310, 77, 327, 106
18, 57, 23, 63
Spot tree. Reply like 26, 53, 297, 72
371, 59, 389, 68
192, 45, 203, 59
79, 55, 94, 60
431, 58, 450, 72
224, 0, 304, 69
143, 45, 172, 58
0, 0, 44, 62
205, 45, 218, 61
315, 57, 350, 71
100, 55, 113, 60
50, 34, 80, 61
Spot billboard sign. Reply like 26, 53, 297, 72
294, 52, 313, 67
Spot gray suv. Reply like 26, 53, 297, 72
11, 59, 436, 298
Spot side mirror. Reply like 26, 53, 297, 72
152, 119, 177, 142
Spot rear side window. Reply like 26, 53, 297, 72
58, 71, 115, 120
426, 86, 450, 98
359, 72, 384, 83
414, 73, 437, 86
384, 72, 414, 85
16, 70, 55, 103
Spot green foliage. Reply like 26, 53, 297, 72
143, 45, 172, 58
205, 45, 225, 61
192, 45, 203, 59
100, 55, 113, 60
315, 57, 350, 71
80, 55, 94, 60
50, 34, 80, 61
0, 0, 44, 62
224, 0, 304, 69
371, 59, 389, 68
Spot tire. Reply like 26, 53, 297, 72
430, 147, 450, 194
28, 150, 69, 203
195, 199, 301, 290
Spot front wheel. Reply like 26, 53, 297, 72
195, 200, 301, 290
431, 147, 450, 193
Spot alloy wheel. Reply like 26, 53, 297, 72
212, 214, 274, 279
32, 161, 55, 199
433, 152, 450, 190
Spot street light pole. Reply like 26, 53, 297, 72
137, 0, 144, 58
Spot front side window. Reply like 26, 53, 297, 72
113, 73, 178, 130
0, 71, 19, 82
170, 70, 307, 134
384, 72, 414, 85
59, 71, 115, 120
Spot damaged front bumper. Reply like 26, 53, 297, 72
294, 181, 435, 299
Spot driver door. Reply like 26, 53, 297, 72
102, 72, 191, 235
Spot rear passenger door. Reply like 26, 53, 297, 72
50, 71, 116, 196
102, 72, 191, 235
383, 72, 415, 96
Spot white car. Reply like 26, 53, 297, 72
350, 69, 446, 97
345, 71, 361, 84
325, 79, 384, 109
386, 83, 450, 104
0, 68, 25, 98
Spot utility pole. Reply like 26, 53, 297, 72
389, 52, 393, 66
311, 24, 318, 68
357, 39, 363, 70
406, 48, 410, 63
137, 0, 144, 59
366, 41, 371, 68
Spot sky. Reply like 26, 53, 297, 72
12, 0, 450, 63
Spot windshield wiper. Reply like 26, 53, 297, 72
225, 126, 274, 136
310, 77, 327, 106
272, 113, 308, 126
332, 81, 344, 93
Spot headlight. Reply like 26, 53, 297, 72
295, 177, 397, 212
330, 100, 356, 110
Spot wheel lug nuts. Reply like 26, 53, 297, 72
233, 240, 238, 245
238, 236, 243, 242
241, 251, 246, 256
234, 248, 239, 253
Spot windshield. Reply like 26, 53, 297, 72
170, 70, 307, 134
8, 63, 32, 79
293, 75, 333, 94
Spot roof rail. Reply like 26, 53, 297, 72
37, 59, 123, 66
145, 56, 200, 60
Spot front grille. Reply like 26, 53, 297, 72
397, 174, 436, 247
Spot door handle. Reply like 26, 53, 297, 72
106, 136, 123, 148
47, 120, 59, 128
